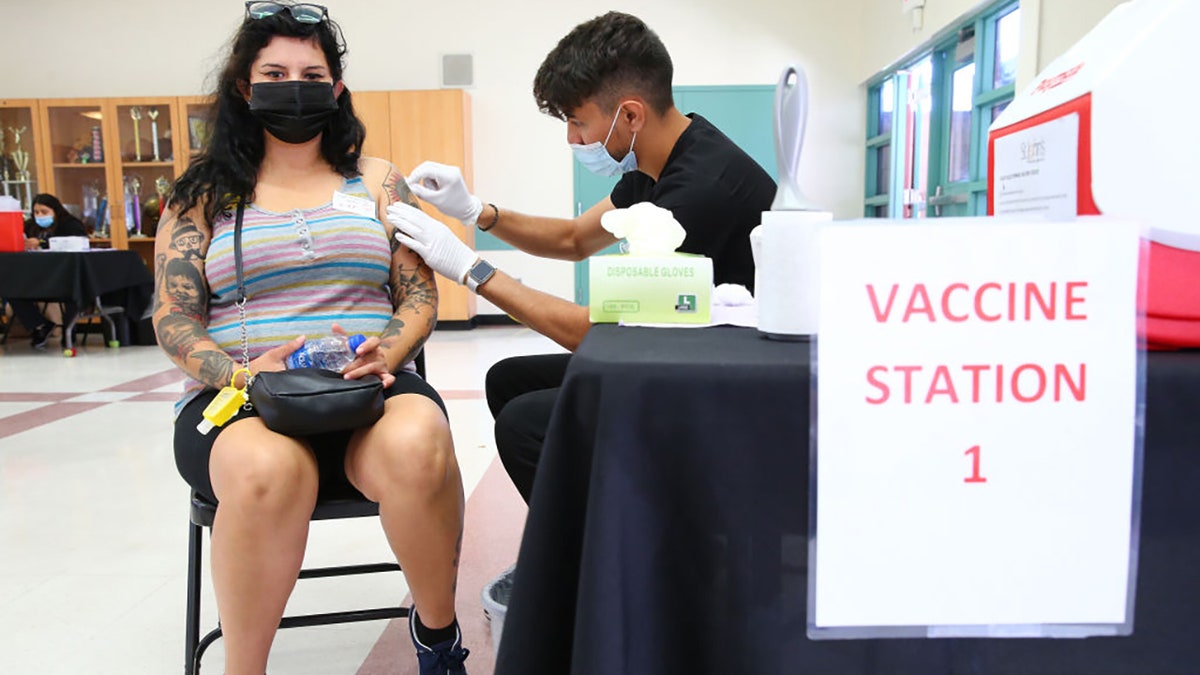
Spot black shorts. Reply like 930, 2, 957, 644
174, 371, 447, 503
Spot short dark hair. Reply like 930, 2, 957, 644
532, 12, 674, 121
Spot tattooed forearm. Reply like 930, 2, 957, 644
391, 262, 437, 314
379, 317, 406, 343
156, 313, 206, 362
155, 313, 235, 389
382, 166, 420, 208
196, 352, 236, 390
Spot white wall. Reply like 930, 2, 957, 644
4, 0, 866, 307
859, 0, 995, 82
1036, 0, 1126, 70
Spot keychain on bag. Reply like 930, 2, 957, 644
197, 368, 252, 434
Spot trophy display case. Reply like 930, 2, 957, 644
38, 98, 111, 245
110, 97, 179, 251
0, 99, 44, 215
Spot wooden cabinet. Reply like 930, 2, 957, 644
356, 89, 476, 324
0, 99, 45, 212
38, 97, 183, 259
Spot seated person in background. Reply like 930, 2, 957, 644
12, 193, 88, 349
158, 5, 467, 675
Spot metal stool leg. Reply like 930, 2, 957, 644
185, 519, 203, 675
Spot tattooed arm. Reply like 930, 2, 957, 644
152, 205, 243, 390
364, 158, 439, 371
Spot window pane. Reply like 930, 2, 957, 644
992, 99, 1011, 123
878, 79, 894, 135
993, 8, 1021, 88
948, 62, 975, 183
876, 144, 891, 194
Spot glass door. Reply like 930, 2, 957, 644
110, 98, 179, 250
40, 99, 111, 243
174, 95, 212, 174
927, 2, 1020, 218
927, 33, 978, 219
0, 99, 44, 215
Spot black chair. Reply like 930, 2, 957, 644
185, 350, 429, 674
185, 492, 410, 674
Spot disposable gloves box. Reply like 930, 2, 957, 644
588, 253, 712, 324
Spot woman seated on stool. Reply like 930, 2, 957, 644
13, 193, 87, 350
155, 4, 468, 674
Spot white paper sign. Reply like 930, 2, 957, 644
993, 113, 1079, 221
812, 217, 1141, 637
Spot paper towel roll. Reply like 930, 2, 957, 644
754, 210, 832, 339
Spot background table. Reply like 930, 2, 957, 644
495, 325, 1200, 675
0, 250, 154, 346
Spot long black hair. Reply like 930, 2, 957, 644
30, 193, 77, 226
170, 8, 366, 226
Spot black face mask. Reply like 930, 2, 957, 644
248, 81, 339, 144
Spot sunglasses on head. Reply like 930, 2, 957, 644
245, 1, 328, 24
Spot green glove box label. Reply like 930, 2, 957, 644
589, 254, 712, 324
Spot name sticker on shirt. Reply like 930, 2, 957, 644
332, 191, 377, 219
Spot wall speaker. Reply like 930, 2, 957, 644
442, 54, 474, 88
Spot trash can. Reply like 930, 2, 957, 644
481, 565, 515, 649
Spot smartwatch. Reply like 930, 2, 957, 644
466, 258, 496, 292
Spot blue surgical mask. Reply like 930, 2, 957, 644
34, 215, 54, 228
570, 106, 638, 177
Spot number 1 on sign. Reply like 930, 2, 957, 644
964, 445, 987, 483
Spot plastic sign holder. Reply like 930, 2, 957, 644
808, 217, 1144, 639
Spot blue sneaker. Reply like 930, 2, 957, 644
409, 606, 469, 675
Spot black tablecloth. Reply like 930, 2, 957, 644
495, 325, 1200, 675
0, 250, 153, 323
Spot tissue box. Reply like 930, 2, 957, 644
589, 253, 712, 324
48, 236, 90, 252
0, 212, 23, 252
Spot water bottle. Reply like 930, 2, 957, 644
286, 334, 367, 372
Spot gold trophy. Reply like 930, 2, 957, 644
6, 126, 25, 181
130, 107, 143, 161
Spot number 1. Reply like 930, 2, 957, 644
964, 445, 987, 483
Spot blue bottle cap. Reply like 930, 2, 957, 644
347, 334, 367, 353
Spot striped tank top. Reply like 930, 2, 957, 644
175, 176, 397, 414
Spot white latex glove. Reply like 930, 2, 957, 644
406, 161, 485, 226
387, 202, 478, 285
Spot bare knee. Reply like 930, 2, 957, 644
212, 440, 318, 518
352, 408, 455, 501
